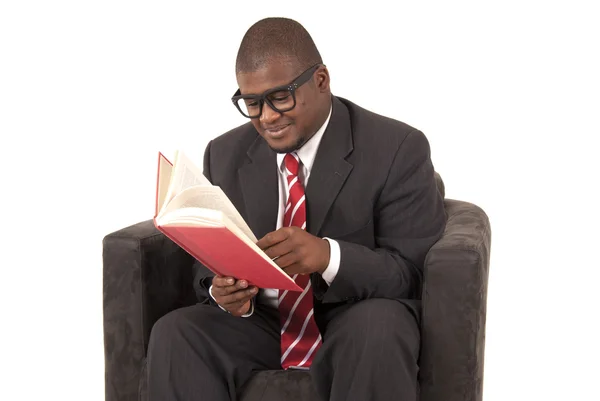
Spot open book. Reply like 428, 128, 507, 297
153, 151, 302, 292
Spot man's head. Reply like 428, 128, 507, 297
233, 18, 331, 154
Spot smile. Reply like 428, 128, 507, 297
264, 124, 291, 139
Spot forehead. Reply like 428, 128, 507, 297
236, 61, 299, 95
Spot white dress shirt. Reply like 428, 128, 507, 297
210, 106, 340, 317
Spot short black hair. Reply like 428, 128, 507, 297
235, 17, 323, 75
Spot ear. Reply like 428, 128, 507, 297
314, 66, 330, 93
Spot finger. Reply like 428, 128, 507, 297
262, 239, 294, 260
212, 276, 236, 288
256, 228, 290, 250
281, 263, 304, 276
272, 249, 298, 269
220, 291, 256, 311
212, 278, 250, 297
219, 286, 258, 306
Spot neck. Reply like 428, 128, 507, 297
307, 95, 332, 139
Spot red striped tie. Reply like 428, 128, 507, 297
278, 153, 322, 369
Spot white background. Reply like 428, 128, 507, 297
1, 1, 598, 400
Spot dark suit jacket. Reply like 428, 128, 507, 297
193, 95, 446, 325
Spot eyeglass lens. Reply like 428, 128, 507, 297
235, 90, 296, 118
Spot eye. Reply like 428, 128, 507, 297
269, 91, 291, 103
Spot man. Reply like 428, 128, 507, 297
147, 17, 446, 401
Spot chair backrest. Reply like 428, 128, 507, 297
434, 172, 445, 199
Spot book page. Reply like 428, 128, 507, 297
157, 206, 225, 227
156, 153, 173, 216
162, 150, 212, 213
159, 185, 257, 242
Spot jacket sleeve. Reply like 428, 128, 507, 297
320, 130, 446, 303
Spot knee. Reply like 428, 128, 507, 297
148, 305, 210, 352
336, 299, 420, 356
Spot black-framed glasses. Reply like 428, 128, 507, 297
231, 64, 322, 119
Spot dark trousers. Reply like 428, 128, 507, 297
146, 298, 420, 401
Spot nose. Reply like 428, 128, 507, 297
259, 102, 281, 124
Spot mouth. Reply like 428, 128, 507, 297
263, 124, 291, 139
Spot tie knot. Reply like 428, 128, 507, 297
284, 153, 300, 176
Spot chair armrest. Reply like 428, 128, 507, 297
419, 199, 492, 401
102, 220, 196, 401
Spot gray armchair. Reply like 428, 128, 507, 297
102, 175, 492, 401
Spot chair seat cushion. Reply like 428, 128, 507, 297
240, 370, 317, 401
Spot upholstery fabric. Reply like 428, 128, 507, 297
102, 175, 491, 401
434, 172, 445, 199
419, 199, 491, 401
102, 220, 196, 401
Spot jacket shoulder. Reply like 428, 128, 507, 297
203, 122, 258, 183
337, 97, 426, 155
339, 97, 420, 139
210, 121, 258, 148
206, 122, 258, 161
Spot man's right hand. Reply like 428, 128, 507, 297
211, 275, 258, 317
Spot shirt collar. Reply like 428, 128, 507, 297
277, 105, 333, 174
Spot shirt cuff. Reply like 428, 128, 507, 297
321, 238, 341, 286
209, 284, 254, 317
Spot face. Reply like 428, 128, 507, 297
236, 60, 331, 154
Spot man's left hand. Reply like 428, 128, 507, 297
256, 227, 330, 276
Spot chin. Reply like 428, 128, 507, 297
265, 134, 306, 154
268, 142, 299, 154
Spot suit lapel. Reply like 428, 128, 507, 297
305, 97, 354, 237
238, 137, 279, 240
237, 97, 354, 240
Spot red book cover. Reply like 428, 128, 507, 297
155, 224, 301, 291
153, 152, 302, 292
